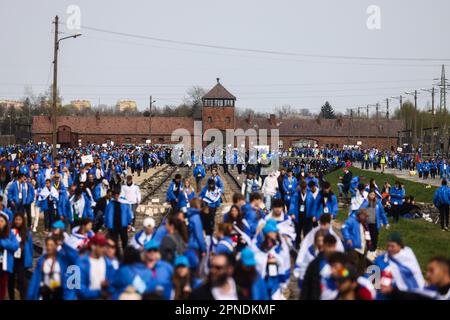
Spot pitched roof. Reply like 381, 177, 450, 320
202, 78, 236, 100
235, 117, 403, 137
32, 116, 194, 135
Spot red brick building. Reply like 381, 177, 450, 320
32, 79, 403, 149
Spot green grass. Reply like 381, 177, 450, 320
325, 166, 437, 203
325, 167, 450, 270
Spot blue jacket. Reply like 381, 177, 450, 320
359, 199, 388, 230
390, 187, 405, 204
1, 208, 13, 222
214, 236, 235, 255
199, 186, 222, 208
8, 181, 35, 205
166, 181, 182, 202
27, 253, 75, 300
186, 208, 206, 253
105, 200, 133, 229
241, 203, 265, 238
288, 189, 317, 219
178, 188, 196, 209
11, 229, 34, 269
193, 165, 206, 179
93, 184, 107, 202
32, 170, 46, 189
316, 192, 339, 219
76, 254, 117, 300
64, 194, 94, 224
149, 260, 174, 300
252, 274, 270, 300
110, 263, 156, 299
341, 215, 364, 250
433, 186, 450, 208
282, 176, 298, 202
0, 232, 20, 273
209, 175, 224, 191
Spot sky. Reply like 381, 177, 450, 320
1, 0, 449, 114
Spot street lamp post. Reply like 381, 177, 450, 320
51, 15, 81, 159
405, 91, 419, 150
149, 96, 156, 144
421, 88, 436, 156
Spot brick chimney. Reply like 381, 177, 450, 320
269, 114, 276, 126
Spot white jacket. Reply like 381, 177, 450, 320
120, 183, 141, 204
262, 175, 279, 196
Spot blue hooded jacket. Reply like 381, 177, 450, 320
433, 186, 450, 208
186, 208, 206, 253
0, 231, 20, 273
110, 263, 156, 299
76, 254, 117, 300
105, 200, 133, 229
27, 253, 75, 300
341, 215, 365, 250
359, 199, 388, 230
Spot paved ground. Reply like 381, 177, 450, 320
359, 166, 442, 187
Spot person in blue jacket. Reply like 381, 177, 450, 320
67, 187, 95, 227
209, 168, 224, 191
240, 193, 265, 239
110, 246, 156, 299
433, 179, 450, 231
316, 181, 338, 220
282, 168, 298, 211
341, 208, 370, 275
289, 180, 318, 246
213, 223, 235, 255
193, 163, 206, 192
27, 236, 74, 300
0, 197, 13, 222
186, 200, 207, 259
104, 190, 133, 251
199, 179, 222, 236
143, 239, 174, 300
171, 255, 202, 300
7, 173, 34, 226
76, 233, 117, 300
166, 174, 182, 211
234, 247, 269, 300
389, 181, 405, 223
178, 178, 196, 213
8, 212, 33, 300
359, 190, 389, 252
0, 212, 20, 300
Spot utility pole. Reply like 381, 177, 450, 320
375, 103, 379, 141
52, 15, 59, 159
366, 105, 369, 118
431, 87, 435, 156
50, 16, 81, 158
441, 65, 449, 156
357, 107, 361, 140
149, 95, 153, 143
386, 98, 390, 149
414, 90, 418, 149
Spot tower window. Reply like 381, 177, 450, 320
225, 117, 231, 124
208, 116, 212, 123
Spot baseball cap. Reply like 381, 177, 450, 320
143, 217, 155, 229
174, 255, 190, 268
240, 247, 256, 267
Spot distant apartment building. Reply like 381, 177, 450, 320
0, 99, 24, 110
70, 100, 92, 110
116, 100, 138, 112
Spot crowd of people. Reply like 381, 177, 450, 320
0, 144, 448, 301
